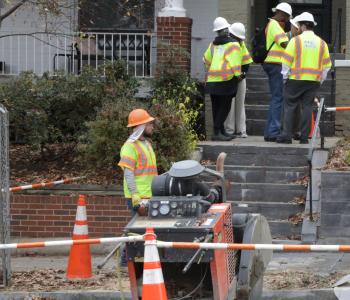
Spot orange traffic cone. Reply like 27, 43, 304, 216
142, 228, 168, 300
66, 194, 92, 279
309, 111, 315, 138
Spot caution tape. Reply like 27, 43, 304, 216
155, 241, 350, 252
6, 176, 86, 192
0, 236, 144, 250
325, 106, 350, 112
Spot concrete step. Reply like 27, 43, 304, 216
229, 182, 307, 203
245, 104, 335, 122
222, 165, 307, 183
269, 220, 302, 239
246, 119, 335, 137
245, 77, 332, 93
231, 201, 304, 220
200, 142, 309, 167
245, 91, 334, 107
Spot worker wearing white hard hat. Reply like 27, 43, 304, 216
224, 22, 252, 138
262, 2, 292, 142
272, 2, 293, 17
212, 17, 230, 32
203, 17, 243, 141
277, 12, 331, 144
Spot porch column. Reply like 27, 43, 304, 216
156, 1, 192, 73
218, 0, 251, 41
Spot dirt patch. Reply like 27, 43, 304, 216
264, 270, 345, 290
10, 144, 120, 186
324, 138, 350, 170
2, 268, 129, 292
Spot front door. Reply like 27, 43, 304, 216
268, 0, 332, 43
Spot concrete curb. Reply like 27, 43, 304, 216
0, 289, 338, 300
0, 291, 132, 300
263, 288, 337, 300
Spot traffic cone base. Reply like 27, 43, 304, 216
66, 195, 92, 279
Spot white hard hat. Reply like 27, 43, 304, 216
213, 17, 230, 32
297, 12, 317, 26
229, 22, 246, 40
272, 2, 292, 16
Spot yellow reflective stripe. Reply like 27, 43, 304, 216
134, 167, 158, 176
224, 45, 240, 58
318, 41, 325, 70
281, 52, 293, 63
119, 157, 137, 168
323, 57, 331, 65
133, 142, 145, 167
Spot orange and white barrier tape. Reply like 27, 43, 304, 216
325, 106, 350, 112
0, 236, 143, 250
7, 176, 86, 192
156, 241, 350, 252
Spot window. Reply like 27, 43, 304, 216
79, 0, 155, 31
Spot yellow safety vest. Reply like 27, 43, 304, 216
265, 19, 289, 64
118, 139, 157, 198
241, 42, 253, 66
203, 41, 242, 82
281, 31, 332, 81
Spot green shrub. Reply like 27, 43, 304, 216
0, 60, 137, 150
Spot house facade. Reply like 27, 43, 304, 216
0, 0, 348, 79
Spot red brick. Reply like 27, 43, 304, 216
21, 220, 38, 226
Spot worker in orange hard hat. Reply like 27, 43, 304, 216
118, 108, 157, 215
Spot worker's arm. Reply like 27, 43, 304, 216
321, 42, 332, 84
203, 43, 214, 69
271, 20, 289, 48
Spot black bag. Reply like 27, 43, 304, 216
251, 24, 275, 64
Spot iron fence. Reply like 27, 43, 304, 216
0, 104, 11, 286
0, 31, 155, 78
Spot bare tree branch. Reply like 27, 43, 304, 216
0, 0, 29, 22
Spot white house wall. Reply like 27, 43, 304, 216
184, 0, 218, 81
0, 0, 77, 75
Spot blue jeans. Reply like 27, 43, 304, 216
263, 63, 283, 138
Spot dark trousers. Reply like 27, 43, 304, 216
263, 63, 284, 138
280, 80, 320, 141
210, 94, 234, 135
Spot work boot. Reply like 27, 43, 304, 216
212, 132, 232, 141
221, 130, 236, 139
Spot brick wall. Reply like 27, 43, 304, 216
156, 17, 193, 72
11, 194, 130, 238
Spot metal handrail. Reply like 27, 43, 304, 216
307, 97, 325, 221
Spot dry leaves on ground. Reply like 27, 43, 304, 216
264, 270, 344, 290
324, 139, 350, 170
2, 269, 130, 292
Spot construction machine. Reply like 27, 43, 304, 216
124, 153, 272, 300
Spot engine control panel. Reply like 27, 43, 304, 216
148, 196, 205, 218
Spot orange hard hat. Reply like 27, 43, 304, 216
127, 109, 155, 127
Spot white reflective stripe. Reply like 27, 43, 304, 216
143, 269, 165, 285
76, 206, 87, 221
0, 243, 19, 249
73, 224, 88, 235
326, 107, 336, 112
45, 240, 73, 247
99, 236, 144, 244
257, 244, 283, 250
21, 185, 35, 190
144, 244, 161, 263
310, 245, 340, 251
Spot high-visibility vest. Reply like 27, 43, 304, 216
118, 139, 157, 198
281, 31, 332, 81
265, 19, 289, 64
241, 42, 253, 66
203, 41, 242, 82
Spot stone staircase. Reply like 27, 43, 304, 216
245, 64, 335, 137
200, 140, 309, 240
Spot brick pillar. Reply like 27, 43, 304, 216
156, 17, 193, 73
